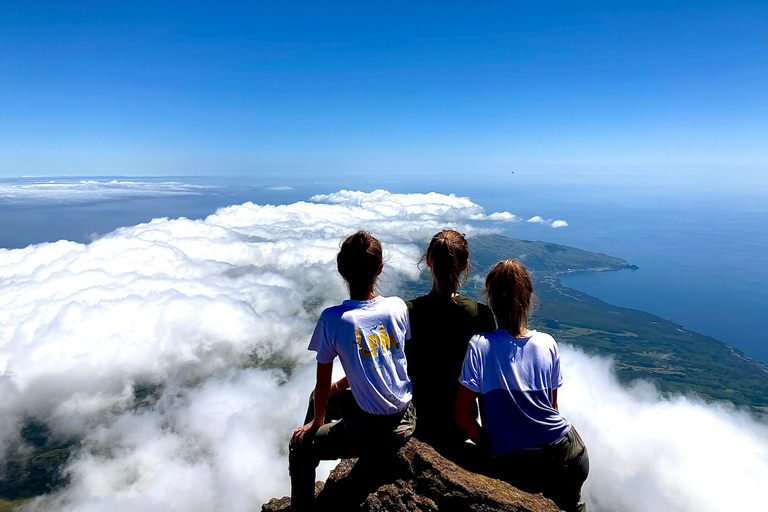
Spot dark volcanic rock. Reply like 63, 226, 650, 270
262, 438, 561, 512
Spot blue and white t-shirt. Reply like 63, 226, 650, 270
309, 296, 412, 415
459, 330, 570, 456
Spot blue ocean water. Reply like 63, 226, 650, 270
479, 185, 768, 365
1, 176, 766, 364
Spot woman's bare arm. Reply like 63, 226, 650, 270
291, 361, 333, 446
455, 384, 481, 441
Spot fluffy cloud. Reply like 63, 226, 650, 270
22, 367, 310, 512
0, 179, 214, 204
308, 190, 519, 235
527, 216, 568, 228
1, 190, 764, 512
0, 190, 520, 504
561, 347, 768, 512
486, 212, 521, 222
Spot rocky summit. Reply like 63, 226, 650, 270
262, 438, 561, 512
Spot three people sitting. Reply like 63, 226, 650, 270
290, 230, 589, 512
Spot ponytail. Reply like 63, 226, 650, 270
485, 259, 536, 336
421, 230, 470, 299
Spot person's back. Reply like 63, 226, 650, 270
461, 329, 570, 455
407, 294, 493, 449
289, 231, 416, 512
317, 295, 412, 414
456, 260, 589, 512
405, 231, 495, 460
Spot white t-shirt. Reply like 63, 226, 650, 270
309, 295, 412, 415
459, 329, 570, 456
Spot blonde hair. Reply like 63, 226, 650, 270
485, 259, 537, 336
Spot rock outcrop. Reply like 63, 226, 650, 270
262, 438, 561, 512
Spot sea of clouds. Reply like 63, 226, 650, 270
1, 190, 766, 512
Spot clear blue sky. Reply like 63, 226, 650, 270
1, 1, 766, 184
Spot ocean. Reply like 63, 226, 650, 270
1, 175, 766, 364
479, 184, 768, 366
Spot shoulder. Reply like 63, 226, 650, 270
454, 296, 493, 316
466, 330, 508, 364
319, 303, 347, 318
526, 331, 560, 358
528, 330, 557, 347
452, 295, 478, 312
317, 303, 351, 326
378, 296, 409, 315
380, 295, 407, 307
468, 330, 496, 350
404, 294, 428, 311
454, 296, 496, 331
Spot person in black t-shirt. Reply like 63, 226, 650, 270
405, 230, 495, 465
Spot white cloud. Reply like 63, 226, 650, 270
560, 346, 768, 512
0, 190, 762, 512
0, 190, 515, 506
487, 212, 521, 222
0, 179, 215, 204
528, 215, 568, 228
266, 186, 295, 191
310, 190, 520, 230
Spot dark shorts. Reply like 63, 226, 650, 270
304, 390, 416, 460
489, 427, 590, 512
289, 390, 416, 511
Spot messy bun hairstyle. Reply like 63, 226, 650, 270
337, 231, 383, 289
485, 259, 536, 336
422, 230, 470, 298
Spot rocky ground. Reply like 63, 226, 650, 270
262, 439, 561, 512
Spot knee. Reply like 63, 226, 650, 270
289, 441, 318, 472
567, 429, 589, 481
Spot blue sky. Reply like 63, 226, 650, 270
1, 1, 766, 187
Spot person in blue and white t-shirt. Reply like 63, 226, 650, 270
289, 231, 415, 512
456, 259, 590, 512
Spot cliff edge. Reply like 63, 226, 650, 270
262, 438, 561, 512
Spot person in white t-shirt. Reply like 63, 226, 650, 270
456, 259, 590, 512
289, 231, 415, 512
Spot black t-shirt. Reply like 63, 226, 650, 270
405, 294, 496, 449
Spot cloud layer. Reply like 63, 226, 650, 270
561, 347, 768, 512
0, 179, 214, 204
0, 190, 764, 512
0, 190, 518, 510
